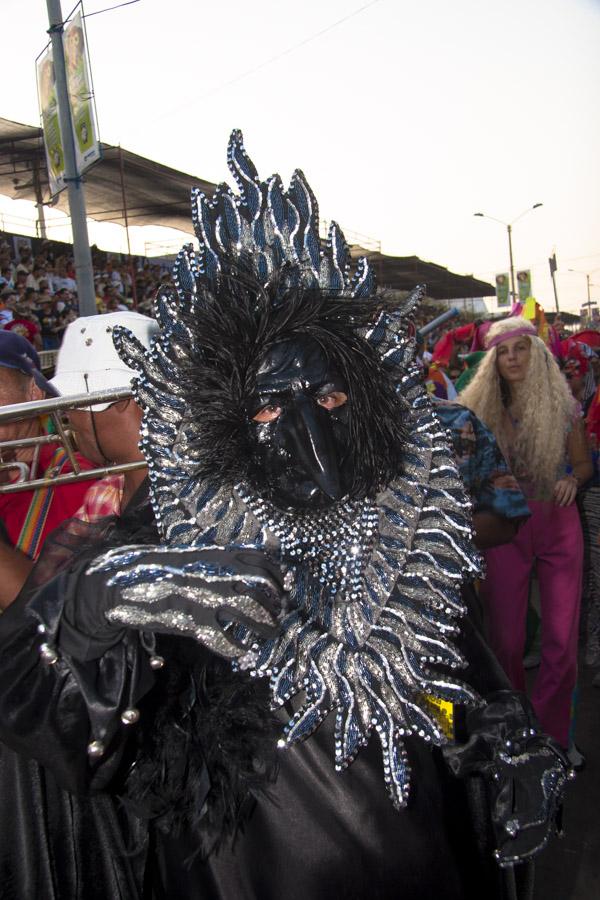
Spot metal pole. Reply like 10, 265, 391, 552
551, 271, 560, 314
32, 158, 47, 239
46, 0, 97, 316
507, 224, 516, 303
582, 276, 592, 319
118, 144, 138, 309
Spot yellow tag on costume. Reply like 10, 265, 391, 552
421, 695, 455, 741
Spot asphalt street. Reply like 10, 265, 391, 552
533, 661, 600, 899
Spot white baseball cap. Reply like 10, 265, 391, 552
50, 311, 158, 411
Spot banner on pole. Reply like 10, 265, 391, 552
37, 47, 66, 196
64, 9, 101, 174
36, 5, 100, 198
495, 273, 510, 307
517, 269, 532, 303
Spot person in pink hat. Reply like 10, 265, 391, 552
460, 316, 592, 752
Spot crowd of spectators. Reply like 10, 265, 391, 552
0, 233, 169, 353
1, 232, 477, 358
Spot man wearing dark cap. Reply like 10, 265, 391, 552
0, 332, 96, 608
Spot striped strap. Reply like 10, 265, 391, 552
16, 447, 69, 559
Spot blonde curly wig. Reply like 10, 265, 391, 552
458, 316, 575, 497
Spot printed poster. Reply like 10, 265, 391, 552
36, 7, 101, 197
64, 9, 101, 173
517, 269, 532, 303
495, 273, 510, 307
37, 46, 66, 195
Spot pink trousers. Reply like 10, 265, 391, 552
480, 499, 582, 747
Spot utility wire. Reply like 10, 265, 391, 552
54, 1, 140, 29
83, 0, 141, 19
154, 0, 385, 123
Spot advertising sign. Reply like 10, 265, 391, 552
36, 6, 101, 197
37, 47, 66, 195
64, 9, 101, 174
495, 273, 510, 307
517, 269, 532, 303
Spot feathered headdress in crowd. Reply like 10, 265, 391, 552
111, 130, 481, 808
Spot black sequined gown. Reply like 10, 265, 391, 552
0, 490, 513, 900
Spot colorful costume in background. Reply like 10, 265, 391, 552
427, 323, 475, 399
453, 351, 486, 395
561, 338, 597, 411
0, 134, 569, 900
554, 337, 600, 675
435, 401, 530, 526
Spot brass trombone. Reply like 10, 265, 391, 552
0, 387, 146, 495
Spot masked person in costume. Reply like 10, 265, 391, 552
0, 133, 570, 900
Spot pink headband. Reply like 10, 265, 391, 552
486, 326, 536, 350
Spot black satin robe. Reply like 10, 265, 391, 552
0, 493, 514, 900
150, 717, 495, 900
0, 747, 146, 900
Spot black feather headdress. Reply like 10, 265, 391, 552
166, 269, 406, 498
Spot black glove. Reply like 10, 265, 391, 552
60, 545, 284, 661
443, 690, 572, 866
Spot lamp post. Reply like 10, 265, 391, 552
474, 203, 543, 304
568, 268, 600, 320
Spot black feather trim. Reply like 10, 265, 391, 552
27, 492, 280, 858
122, 640, 280, 857
174, 266, 407, 499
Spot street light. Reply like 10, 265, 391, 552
568, 268, 600, 319
474, 203, 543, 303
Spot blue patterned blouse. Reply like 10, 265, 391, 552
434, 400, 530, 521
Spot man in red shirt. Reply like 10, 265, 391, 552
0, 332, 96, 608
3, 305, 42, 350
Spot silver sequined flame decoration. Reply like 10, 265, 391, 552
111, 130, 482, 808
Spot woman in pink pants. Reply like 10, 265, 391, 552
459, 317, 592, 748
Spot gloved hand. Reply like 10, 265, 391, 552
60, 545, 284, 661
443, 690, 572, 866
